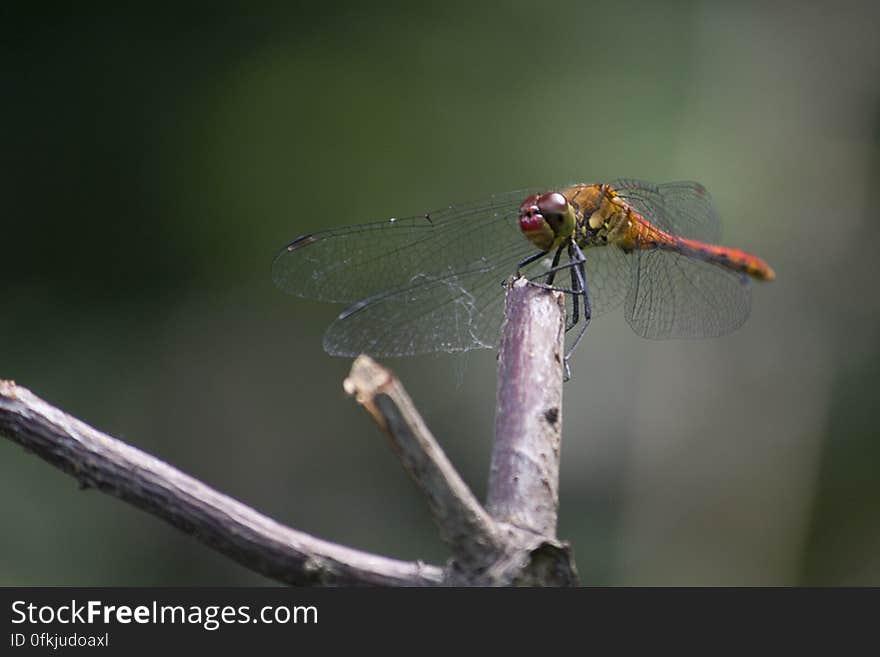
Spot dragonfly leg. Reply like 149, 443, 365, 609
526, 250, 585, 296
568, 252, 580, 332
520, 247, 584, 295
527, 279, 583, 295
516, 243, 590, 380
516, 250, 550, 278
516, 248, 566, 282
528, 257, 584, 286
546, 247, 563, 287
562, 242, 591, 380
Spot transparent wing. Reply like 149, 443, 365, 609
581, 245, 631, 317
610, 179, 721, 243
271, 190, 536, 304
323, 250, 524, 356
624, 248, 751, 339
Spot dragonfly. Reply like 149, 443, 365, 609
272, 180, 775, 377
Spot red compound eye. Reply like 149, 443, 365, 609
537, 192, 567, 216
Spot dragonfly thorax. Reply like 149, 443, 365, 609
518, 191, 577, 251
564, 184, 635, 250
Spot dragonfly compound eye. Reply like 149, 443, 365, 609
536, 192, 569, 231
519, 192, 562, 251
537, 192, 568, 217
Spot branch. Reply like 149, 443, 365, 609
0, 380, 443, 587
345, 282, 578, 586
487, 277, 566, 536
343, 356, 503, 572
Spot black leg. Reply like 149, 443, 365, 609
526, 279, 585, 295
516, 250, 551, 278
568, 246, 582, 331
528, 258, 586, 286
563, 242, 591, 380
517, 242, 592, 380
546, 247, 563, 287
519, 247, 583, 294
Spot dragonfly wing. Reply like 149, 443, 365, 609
624, 248, 751, 339
322, 250, 525, 357
582, 245, 631, 317
271, 190, 534, 304
610, 179, 722, 244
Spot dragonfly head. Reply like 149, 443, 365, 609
518, 192, 575, 251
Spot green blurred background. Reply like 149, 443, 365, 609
2, 1, 879, 585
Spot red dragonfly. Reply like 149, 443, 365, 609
272, 179, 775, 374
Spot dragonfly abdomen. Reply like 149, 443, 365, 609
629, 217, 775, 281
661, 237, 775, 281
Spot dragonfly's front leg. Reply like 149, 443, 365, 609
516, 250, 551, 278
524, 247, 583, 296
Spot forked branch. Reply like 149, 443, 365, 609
0, 278, 577, 586
346, 279, 578, 585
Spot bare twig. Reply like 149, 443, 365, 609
487, 277, 566, 536
344, 356, 503, 572
0, 380, 443, 587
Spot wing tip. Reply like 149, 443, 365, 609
271, 234, 319, 286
